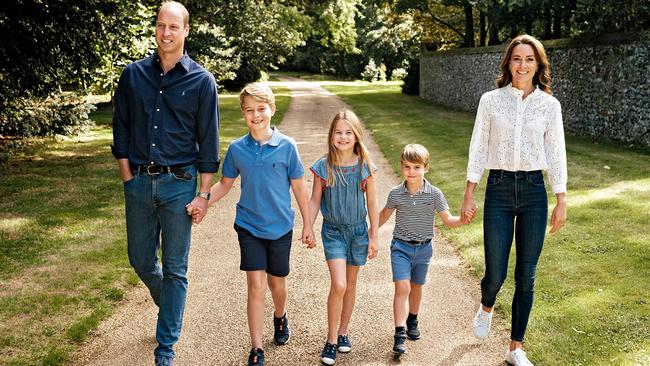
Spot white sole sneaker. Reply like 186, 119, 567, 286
506, 348, 534, 366
472, 304, 493, 339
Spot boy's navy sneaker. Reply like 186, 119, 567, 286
336, 334, 352, 353
248, 348, 265, 366
273, 311, 291, 345
393, 329, 408, 355
321, 342, 337, 365
406, 317, 420, 340
154, 355, 174, 366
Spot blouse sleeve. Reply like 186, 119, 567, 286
466, 93, 491, 184
544, 99, 567, 194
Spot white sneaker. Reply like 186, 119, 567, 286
506, 348, 534, 366
472, 304, 493, 339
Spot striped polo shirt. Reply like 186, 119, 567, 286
385, 179, 449, 242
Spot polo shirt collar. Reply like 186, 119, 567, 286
399, 178, 434, 194
245, 126, 282, 147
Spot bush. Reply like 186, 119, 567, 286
361, 58, 381, 82
401, 58, 420, 95
0, 92, 95, 138
391, 68, 408, 82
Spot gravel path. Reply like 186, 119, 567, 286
71, 77, 508, 365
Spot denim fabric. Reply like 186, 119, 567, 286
321, 221, 369, 266
310, 157, 372, 226
124, 165, 197, 358
480, 169, 548, 342
390, 238, 433, 285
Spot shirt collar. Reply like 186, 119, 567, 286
245, 126, 282, 147
506, 83, 541, 99
151, 51, 191, 72
399, 179, 434, 194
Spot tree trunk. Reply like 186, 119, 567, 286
480, 11, 487, 46
553, 7, 562, 38
463, 2, 475, 47
544, 6, 552, 39
488, 7, 500, 45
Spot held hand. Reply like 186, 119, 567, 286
301, 227, 316, 249
367, 237, 379, 260
186, 196, 209, 224
461, 196, 478, 224
190, 206, 204, 224
549, 201, 566, 234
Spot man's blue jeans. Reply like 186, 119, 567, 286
123, 165, 196, 358
481, 170, 548, 342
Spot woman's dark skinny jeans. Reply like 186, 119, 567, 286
481, 169, 548, 342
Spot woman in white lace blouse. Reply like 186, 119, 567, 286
461, 35, 567, 366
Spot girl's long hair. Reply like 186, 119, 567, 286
325, 110, 373, 188
496, 34, 553, 94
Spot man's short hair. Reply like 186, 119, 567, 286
401, 144, 429, 167
158, 1, 189, 26
239, 83, 276, 110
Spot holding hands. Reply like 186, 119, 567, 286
301, 226, 316, 249
460, 195, 478, 224
186, 196, 209, 224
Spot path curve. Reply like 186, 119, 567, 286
71, 77, 508, 365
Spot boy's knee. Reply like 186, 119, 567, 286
394, 280, 411, 295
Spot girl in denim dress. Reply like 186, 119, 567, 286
308, 110, 379, 365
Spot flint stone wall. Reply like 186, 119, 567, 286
419, 32, 650, 146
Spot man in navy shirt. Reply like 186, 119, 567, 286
111, 2, 219, 365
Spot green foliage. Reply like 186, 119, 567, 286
0, 93, 95, 138
361, 58, 387, 82
91, 1, 156, 94
203, 0, 312, 89
390, 67, 408, 81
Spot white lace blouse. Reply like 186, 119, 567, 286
467, 84, 567, 194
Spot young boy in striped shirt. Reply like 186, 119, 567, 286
379, 144, 473, 357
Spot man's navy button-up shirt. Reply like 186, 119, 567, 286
112, 52, 220, 173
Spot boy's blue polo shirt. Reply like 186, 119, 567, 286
222, 127, 304, 240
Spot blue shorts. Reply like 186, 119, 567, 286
321, 221, 369, 266
390, 238, 433, 285
234, 223, 292, 277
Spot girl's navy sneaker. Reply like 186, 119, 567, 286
321, 342, 337, 365
337, 334, 352, 353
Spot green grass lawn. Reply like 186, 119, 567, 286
323, 82, 650, 366
0, 87, 290, 366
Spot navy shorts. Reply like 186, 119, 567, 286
234, 224, 293, 277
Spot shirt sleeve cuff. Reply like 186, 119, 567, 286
467, 172, 483, 184
197, 161, 220, 174
551, 184, 566, 195
110, 145, 128, 160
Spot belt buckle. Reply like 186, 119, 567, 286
146, 165, 161, 175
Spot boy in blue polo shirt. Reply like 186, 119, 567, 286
189, 83, 314, 366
